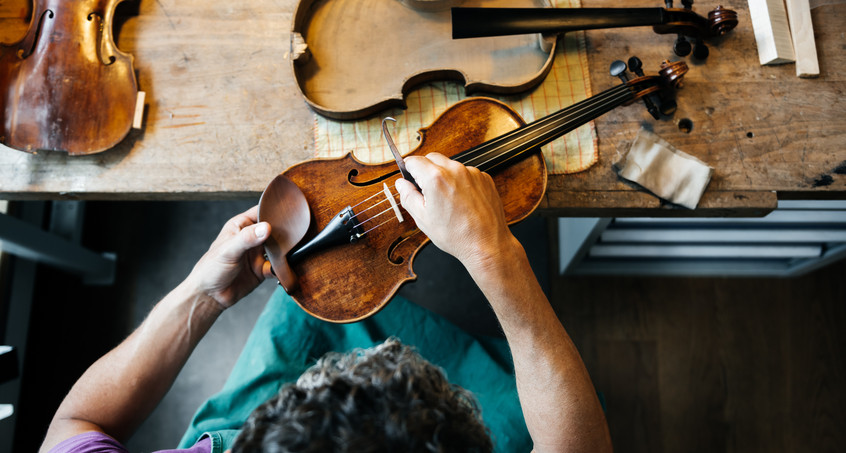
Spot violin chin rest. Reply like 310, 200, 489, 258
258, 174, 312, 293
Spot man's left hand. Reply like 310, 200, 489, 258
185, 206, 272, 310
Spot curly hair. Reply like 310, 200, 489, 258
231, 338, 493, 453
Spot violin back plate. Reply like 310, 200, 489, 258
292, 0, 556, 119
0, 0, 137, 155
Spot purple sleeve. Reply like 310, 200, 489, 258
48, 432, 211, 453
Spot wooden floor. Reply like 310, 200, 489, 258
551, 257, 846, 453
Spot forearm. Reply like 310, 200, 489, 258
41, 280, 223, 451
464, 235, 612, 453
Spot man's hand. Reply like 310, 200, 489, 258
395, 153, 517, 271
41, 206, 274, 452
396, 153, 612, 453
185, 206, 272, 310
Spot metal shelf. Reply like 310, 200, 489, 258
558, 201, 846, 277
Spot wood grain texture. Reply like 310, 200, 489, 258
0, 0, 30, 43
539, 0, 845, 215
0, 0, 315, 198
291, 0, 556, 119
1, 0, 138, 155
747, 0, 795, 64
552, 256, 846, 452
784, 0, 819, 77
0, 0, 843, 217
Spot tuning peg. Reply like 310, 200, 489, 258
627, 56, 645, 76
626, 57, 661, 119
693, 39, 710, 59
673, 36, 692, 56
609, 60, 629, 82
681, 0, 694, 9
664, 0, 673, 7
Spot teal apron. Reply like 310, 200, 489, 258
178, 288, 530, 452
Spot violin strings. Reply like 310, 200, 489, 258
350, 189, 389, 212
359, 217, 397, 237
459, 84, 631, 168
342, 84, 636, 238
351, 182, 407, 232
352, 205, 393, 229
473, 90, 633, 171
460, 85, 633, 171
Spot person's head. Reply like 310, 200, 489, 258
231, 338, 493, 452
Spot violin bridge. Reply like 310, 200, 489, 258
383, 183, 404, 223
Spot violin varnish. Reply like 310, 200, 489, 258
747, 0, 795, 65
784, 0, 820, 77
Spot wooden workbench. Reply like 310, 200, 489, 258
0, 0, 843, 216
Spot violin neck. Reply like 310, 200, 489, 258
454, 84, 634, 173
451, 7, 665, 39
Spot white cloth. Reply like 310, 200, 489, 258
613, 128, 713, 209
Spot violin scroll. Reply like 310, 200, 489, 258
611, 58, 688, 118
708, 6, 739, 36
658, 60, 688, 88
655, 0, 738, 58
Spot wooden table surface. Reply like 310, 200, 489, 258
1, 0, 844, 216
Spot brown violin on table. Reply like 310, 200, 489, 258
259, 58, 688, 323
452, 0, 738, 60
0, 0, 139, 155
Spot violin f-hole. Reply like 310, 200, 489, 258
387, 228, 422, 265
348, 168, 401, 187
17, 9, 54, 60
87, 13, 117, 65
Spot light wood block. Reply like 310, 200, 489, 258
132, 91, 146, 130
747, 0, 795, 64
784, 0, 820, 77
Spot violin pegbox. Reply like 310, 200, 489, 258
609, 57, 688, 118
656, 0, 739, 60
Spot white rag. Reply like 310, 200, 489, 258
613, 128, 713, 209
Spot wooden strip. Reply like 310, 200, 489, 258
132, 91, 146, 130
538, 190, 778, 217
784, 0, 820, 77
747, 0, 795, 64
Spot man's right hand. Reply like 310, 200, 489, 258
395, 153, 518, 272
396, 153, 612, 453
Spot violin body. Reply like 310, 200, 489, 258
262, 98, 546, 322
261, 59, 687, 323
0, 0, 137, 155
291, 0, 556, 120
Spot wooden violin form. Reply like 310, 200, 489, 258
452, 0, 738, 59
0, 0, 138, 155
260, 58, 688, 323
290, 0, 558, 120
